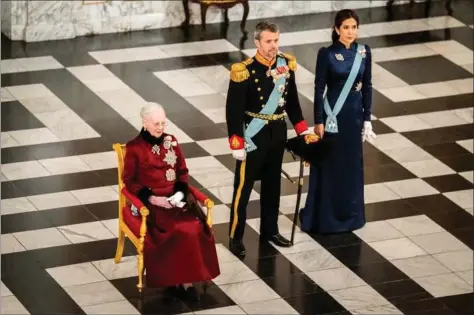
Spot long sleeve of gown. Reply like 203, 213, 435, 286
314, 47, 329, 124
123, 146, 152, 205
361, 45, 372, 121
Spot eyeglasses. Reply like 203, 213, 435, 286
151, 121, 168, 127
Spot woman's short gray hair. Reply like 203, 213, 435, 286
254, 20, 279, 40
140, 102, 164, 119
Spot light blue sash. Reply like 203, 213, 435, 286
324, 44, 365, 133
244, 57, 288, 152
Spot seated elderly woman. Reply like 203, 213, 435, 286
123, 102, 220, 301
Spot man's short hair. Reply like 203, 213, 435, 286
254, 20, 279, 40
140, 102, 164, 119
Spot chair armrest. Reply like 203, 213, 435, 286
188, 185, 214, 227
121, 187, 149, 216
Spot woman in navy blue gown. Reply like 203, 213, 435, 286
300, 9, 376, 234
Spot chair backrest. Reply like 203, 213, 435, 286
113, 143, 127, 220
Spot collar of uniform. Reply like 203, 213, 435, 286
140, 128, 165, 145
255, 51, 276, 67
334, 40, 357, 51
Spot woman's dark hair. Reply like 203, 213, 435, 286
331, 9, 360, 43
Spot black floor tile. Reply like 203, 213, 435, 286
371, 279, 432, 304
1, 211, 54, 234
180, 142, 212, 159
406, 194, 465, 215
363, 145, 397, 167
450, 226, 474, 249
438, 154, 473, 172
438, 292, 474, 315
85, 201, 118, 221
370, 119, 395, 134
262, 273, 323, 299
1, 138, 112, 164
421, 142, 472, 159
183, 283, 236, 312
365, 198, 421, 222
245, 254, 300, 279
1, 101, 44, 131
378, 55, 472, 85
309, 232, 362, 249
394, 298, 454, 315
364, 162, 416, 184
349, 261, 410, 285
424, 174, 473, 193
403, 124, 473, 147
285, 291, 346, 315
426, 208, 474, 231
327, 242, 388, 267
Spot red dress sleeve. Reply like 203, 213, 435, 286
123, 143, 153, 204
171, 136, 190, 196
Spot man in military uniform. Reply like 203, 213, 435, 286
225, 20, 311, 257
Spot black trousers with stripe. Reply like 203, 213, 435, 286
229, 120, 287, 241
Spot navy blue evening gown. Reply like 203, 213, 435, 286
300, 41, 372, 234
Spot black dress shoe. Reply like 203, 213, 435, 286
178, 285, 200, 302
262, 233, 292, 247
229, 238, 246, 257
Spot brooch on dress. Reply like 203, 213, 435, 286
358, 48, 367, 58
151, 144, 160, 155
166, 169, 176, 181
335, 53, 344, 61
355, 81, 362, 91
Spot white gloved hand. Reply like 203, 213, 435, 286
361, 121, 376, 143
299, 129, 311, 136
167, 191, 185, 207
232, 149, 246, 161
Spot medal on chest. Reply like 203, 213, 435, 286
266, 65, 290, 83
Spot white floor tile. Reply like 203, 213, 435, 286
47, 262, 106, 287
383, 145, 433, 163
433, 249, 473, 272
383, 179, 438, 198
1, 160, 50, 180
0, 59, 28, 74
16, 56, 63, 72
1, 234, 26, 254
284, 249, 343, 273
195, 305, 245, 314
401, 159, 455, 178
1, 197, 37, 215
27, 191, 81, 211
1, 132, 20, 148
378, 86, 427, 102
185, 93, 227, 124
208, 204, 231, 225
1, 281, 13, 297
371, 133, 415, 151
368, 237, 427, 260
58, 221, 115, 244
387, 215, 444, 237
413, 273, 472, 297
410, 231, 470, 254
1, 87, 16, 102
456, 139, 473, 153
13, 227, 72, 250
329, 285, 394, 311
190, 65, 230, 94
39, 156, 92, 175
443, 189, 473, 209
92, 256, 138, 280
417, 109, 471, 129
207, 185, 259, 204
459, 171, 473, 183
213, 260, 260, 285
8, 127, 60, 146
0, 296, 30, 314
80, 151, 117, 170
391, 255, 451, 279
20, 95, 68, 114
447, 78, 474, 94
278, 193, 308, 215
240, 298, 299, 314
352, 304, 403, 314
186, 156, 235, 188
154, 69, 216, 97
64, 281, 125, 307
456, 270, 473, 286
70, 186, 118, 204
364, 183, 401, 204
453, 107, 473, 124
307, 267, 366, 291
413, 81, 461, 99
197, 138, 231, 156
353, 221, 404, 243
380, 115, 432, 132
6, 84, 55, 100
218, 279, 280, 305
82, 299, 140, 315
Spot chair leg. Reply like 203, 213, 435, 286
137, 250, 145, 293
114, 228, 126, 264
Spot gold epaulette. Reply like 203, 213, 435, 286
281, 52, 297, 72
230, 59, 251, 83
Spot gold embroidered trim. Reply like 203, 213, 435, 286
281, 52, 297, 72
255, 52, 276, 67
230, 62, 250, 82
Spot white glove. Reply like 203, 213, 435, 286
299, 129, 311, 136
361, 121, 376, 143
167, 191, 185, 208
232, 149, 246, 161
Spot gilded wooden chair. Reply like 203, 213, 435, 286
112, 143, 214, 293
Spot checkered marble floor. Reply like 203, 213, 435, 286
1, 1, 473, 314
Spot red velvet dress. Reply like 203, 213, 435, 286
123, 130, 220, 287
